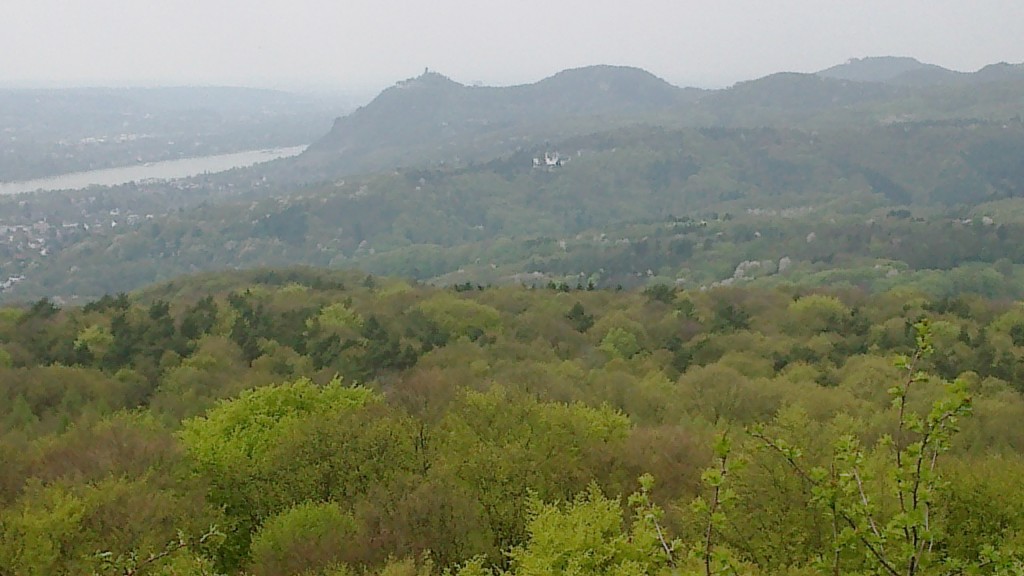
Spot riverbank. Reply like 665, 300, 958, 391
0, 145, 307, 195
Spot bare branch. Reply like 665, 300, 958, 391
852, 467, 882, 540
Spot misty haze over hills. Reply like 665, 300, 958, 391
289, 56, 1024, 182
0, 87, 355, 181
296, 65, 699, 179
4, 54, 1023, 187
9, 3, 1024, 569
3, 54, 1024, 303
7, 0, 1024, 572
817, 55, 1024, 86
6, 48, 1024, 576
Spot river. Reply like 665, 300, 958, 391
0, 145, 307, 195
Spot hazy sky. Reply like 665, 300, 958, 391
3, 0, 1023, 92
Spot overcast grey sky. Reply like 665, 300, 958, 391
3, 0, 1023, 92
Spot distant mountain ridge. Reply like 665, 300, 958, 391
292, 58, 1024, 181
816, 56, 950, 83
6, 58, 1024, 301
298, 65, 698, 178
816, 56, 1024, 87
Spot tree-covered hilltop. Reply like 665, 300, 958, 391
6, 117, 1024, 303
3, 268, 1024, 574
4, 60, 1024, 304
293, 60, 1024, 183
293, 65, 703, 181
819, 56, 1024, 87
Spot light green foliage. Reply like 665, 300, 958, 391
6, 271, 1024, 575
715, 350, 775, 379
0, 346, 12, 368
379, 279, 415, 297
752, 321, 1008, 575
181, 335, 247, 372
4, 394, 39, 430
251, 339, 313, 378
990, 304, 1024, 356
416, 294, 502, 337
585, 366, 675, 423
689, 433, 744, 576
599, 326, 642, 359
376, 557, 435, 576
678, 364, 782, 424
450, 556, 494, 576
147, 334, 252, 418
264, 402, 420, 509
723, 406, 834, 570
837, 354, 904, 406
93, 527, 223, 576
591, 312, 647, 347
178, 377, 377, 568
936, 457, 1024, 562
74, 324, 114, 359
248, 502, 358, 576
179, 377, 376, 470
787, 294, 849, 335
927, 319, 962, 351
149, 362, 257, 422
0, 307, 24, 324
278, 282, 310, 296
0, 478, 217, 576
441, 387, 630, 452
437, 387, 631, 553
508, 481, 675, 576
0, 483, 87, 576
312, 302, 364, 331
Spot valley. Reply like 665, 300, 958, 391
4, 53, 1024, 576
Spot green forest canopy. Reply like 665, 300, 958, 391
3, 268, 1024, 574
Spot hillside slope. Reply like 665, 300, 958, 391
297, 65, 699, 178
288, 59, 1024, 182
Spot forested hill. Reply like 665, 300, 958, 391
7, 118, 1024, 303
4, 59, 1024, 304
296, 66, 700, 179
816, 56, 953, 83
290, 59, 1024, 181
817, 56, 1024, 86
4, 267, 1024, 574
